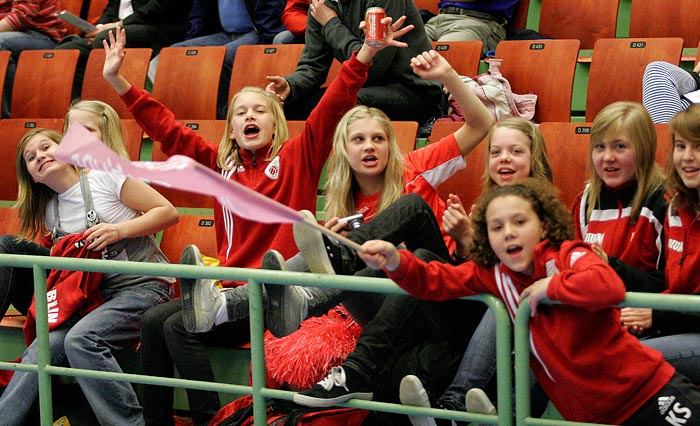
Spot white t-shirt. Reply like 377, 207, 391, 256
45, 170, 139, 234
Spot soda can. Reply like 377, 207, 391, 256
365, 7, 387, 47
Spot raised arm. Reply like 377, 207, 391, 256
102, 28, 131, 95
410, 50, 494, 156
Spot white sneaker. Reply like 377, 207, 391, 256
263, 249, 309, 337
293, 210, 336, 275
400, 375, 437, 426
465, 388, 496, 426
180, 244, 223, 333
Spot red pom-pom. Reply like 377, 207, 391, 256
264, 306, 362, 390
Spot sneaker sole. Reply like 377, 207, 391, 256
180, 245, 203, 333
293, 391, 373, 408
293, 211, 336, 275
399, 375, 436, 426
265, 283, 298, 338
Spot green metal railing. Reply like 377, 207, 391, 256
514, 292, 700, 426
0, 254, 512, 426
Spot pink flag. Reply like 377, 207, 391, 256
55, 124, 304, 225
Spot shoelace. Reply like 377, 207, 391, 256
318, 366, 348, 391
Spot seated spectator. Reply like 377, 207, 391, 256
56, 0, 193, 99
266, 0, 444, 125
425, 0, 520, 55
147, 0, 285, 119
273, 0, 308, 44
642, 60, 700, 124
1, 0, 66, 117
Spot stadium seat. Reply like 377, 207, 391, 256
0, 50, 9, 109
0, 119, 65, 201
152, 46, 226, 119
159, 214, 217, 296
86, 0, 108, 24
629, 0, 700, 49
431, 121, 486, 208
120, 119, 144, 161
431, 41, 483, 77
654, 123, 672, 168
394, 121, 419, 154
537, 0, 619, 50
229, 44, 304, 99
413, 0, 438, 15
539, 121, 593, 207
82, 48, 153, 118
148, 120, 225, 208
11, 50, 80, 118
586, 37, 684, 121
495, 39, 581, 122
0, 206, 22, 236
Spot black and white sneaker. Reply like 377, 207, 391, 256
293, 366, 373, 407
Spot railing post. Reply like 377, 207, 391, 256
247, 279, 267, 426
33, 264, 54, 426
514, 297, 532, 426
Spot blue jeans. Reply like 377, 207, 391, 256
0, 282, 172, 426
272, 30, 304, 45
642, 333, 700, 384
0, 235, 50, 316
147, 30, 259, 119
0, 30, 57, 117
438, 308, 497, 411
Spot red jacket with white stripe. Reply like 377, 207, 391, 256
387, 240, 674, 425
121, 52, 370, 285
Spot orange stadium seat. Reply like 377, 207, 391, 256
431, 41, 482, 77
413, 0, 438, 15
152, 46, 226, 119
0, 51, 9, 109
120, 119, 144, 161
495, 39, 580, 123
629, 0, 700, 49
11, 50, 79, 118
586, 37, 684, 121
537, 0, 619, 50
82, 48, 153, 118
229, 44, 304, 99
0, 207, 22, 236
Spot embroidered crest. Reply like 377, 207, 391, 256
265, 156, 280, 180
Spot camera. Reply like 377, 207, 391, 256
339, 213, 365, 230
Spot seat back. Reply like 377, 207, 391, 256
413, 0, 438, 15
120, 119, 144, 161
11, 50, 80, 118
86, 0, 108, 24
586, 37, 684, 121
0, 207, 23, 236
431, 122, 486, 208
82, 48, 152, 118
538, 122, 593, 207
159, 214, 217, 296
148, 120, 226, 208
229, 44, 305, 99
0, 51, 9, 108
393, 121, 419, 154
495, 39, 580, 122
152, 46, 226, 120
431, 41, 483, 77
629, 0, 700, 48
538, 0, 619, 50
508, 0, 531, 31
654, 123, 673, 169
0, 119, 65, 201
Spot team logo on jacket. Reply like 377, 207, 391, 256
658, 395, 693, 425
668, 239, 684, 254
265, 156, 280, 180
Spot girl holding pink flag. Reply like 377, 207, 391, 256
102, 18, 411, 424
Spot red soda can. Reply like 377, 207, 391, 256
365, 7, 387, 47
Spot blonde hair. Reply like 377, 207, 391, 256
14, 129, 70, 240
481, 117, 553, 191
586, 102, 665, 224
217, 87, 289, 170
324, 106, 404, 219
668, 104, 700, 211
65, 99, 130, 160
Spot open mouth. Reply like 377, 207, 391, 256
498, 168, 515, 176
362, 155, 378, 166
603, 167, 619, 173
506, 245, 522, 255
38, 160, 53, 173
244, 124, 260, 137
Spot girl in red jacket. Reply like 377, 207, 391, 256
102, 21, 411, 426
357, 178, 700, 425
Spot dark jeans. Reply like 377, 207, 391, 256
140, 300, 250, 426
284, 83, 443, 125
56, 24, 166, 99
0, 235, 49, 317
303, 193, 453, 322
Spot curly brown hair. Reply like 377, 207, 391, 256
469, 178, 574, 267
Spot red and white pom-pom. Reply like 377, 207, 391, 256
264, 305, 362, 390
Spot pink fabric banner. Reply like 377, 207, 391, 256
55, 124, 305, 225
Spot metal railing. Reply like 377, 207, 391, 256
0, 253, 512, 426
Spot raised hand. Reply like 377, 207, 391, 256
102, 27, 131, 94
410, 50, 452, 81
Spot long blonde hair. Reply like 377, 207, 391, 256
324, 106, 404, 219
65, 99, 130, 160
14, 129, 70, 240
481, 117, 553, 191
217, 87, 289, 170
668, 104, 700, 211
586, 102, 665, 224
